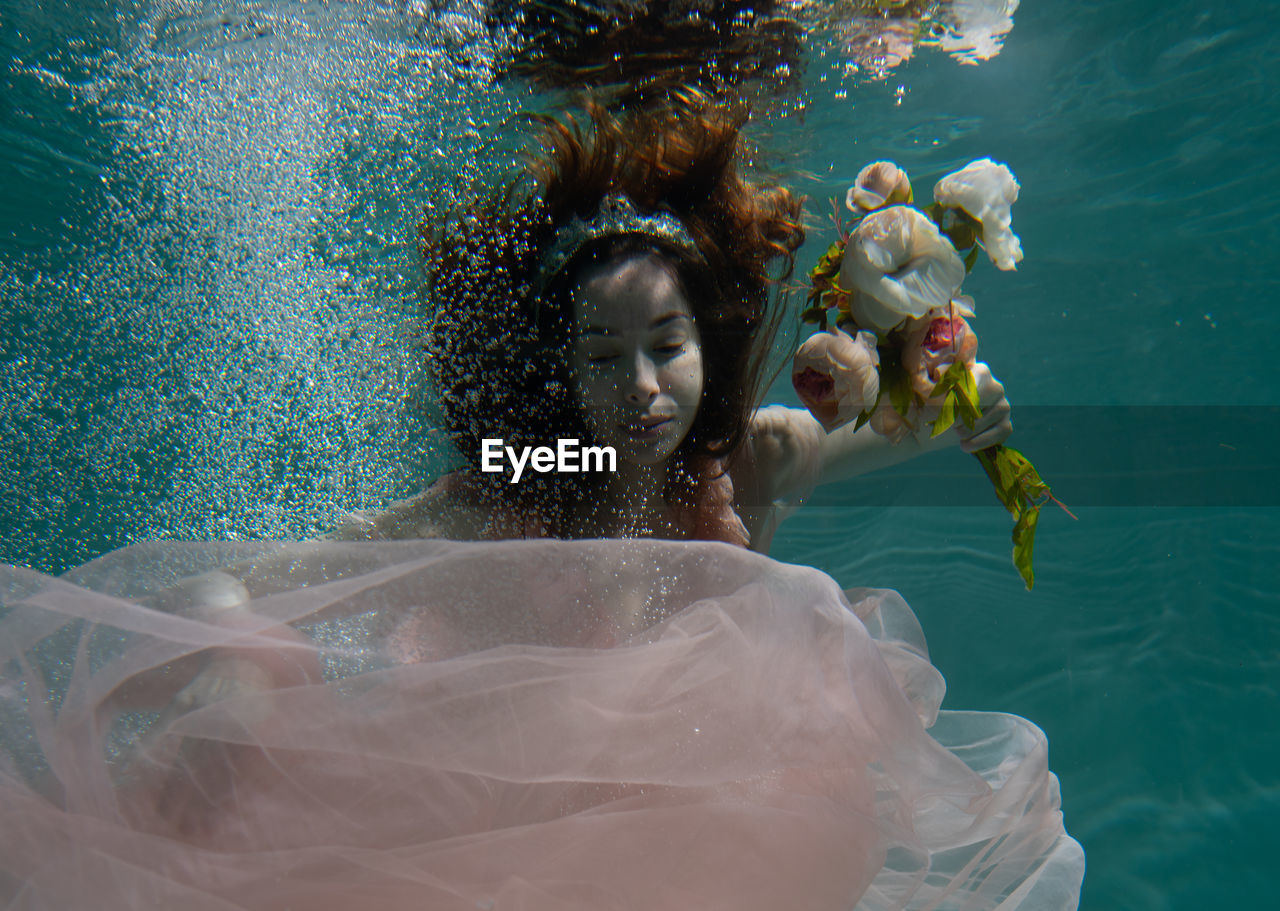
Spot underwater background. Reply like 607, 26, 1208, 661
2, 1, 1277, 908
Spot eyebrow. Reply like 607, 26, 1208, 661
579, 312, 691, 337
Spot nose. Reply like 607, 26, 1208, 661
624, 351, 659, 405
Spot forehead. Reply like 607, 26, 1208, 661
573, 252, 694, 331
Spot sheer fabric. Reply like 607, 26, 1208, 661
0, 539, 1083, 909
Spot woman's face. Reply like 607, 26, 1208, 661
570, 251, 705, 467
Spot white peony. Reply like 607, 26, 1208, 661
845, 161, 913, 216
837, 205, 967, 332
933, 158, 1024, 271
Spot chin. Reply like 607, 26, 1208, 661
613, 436, 684, 468
617, 446, 673, 468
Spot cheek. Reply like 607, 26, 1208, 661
672, 352, 705, 410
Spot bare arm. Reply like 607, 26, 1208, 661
325, 473, 486, 542
751, 362, 1012, 505
117, 484, 471, 724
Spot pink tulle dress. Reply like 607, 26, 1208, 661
0, 538, 1083, 909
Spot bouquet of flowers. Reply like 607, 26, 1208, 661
792, 158, 1070, 589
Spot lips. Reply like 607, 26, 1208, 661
619, 416, 673, 438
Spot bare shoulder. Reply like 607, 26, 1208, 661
738, 406, 824, 504
325, 473, 489, 541
747, 406, 821, 466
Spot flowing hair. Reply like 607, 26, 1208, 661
422, 95, 804, 541
488, 0, 805, 105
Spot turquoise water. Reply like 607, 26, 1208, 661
2, 1, 1278, 908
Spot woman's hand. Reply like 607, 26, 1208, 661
157, 655, 276, 728
752, 360, 1013, 508
119, 581, 322, 839
955, 361, 1012, 453
122, 653, 278, 838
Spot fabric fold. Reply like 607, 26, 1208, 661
1, 539, 1082, 910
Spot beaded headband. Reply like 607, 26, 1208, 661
538, 194, 702, 289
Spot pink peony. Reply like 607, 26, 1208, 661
901, 301, 979, 400
792, 328, 881, 432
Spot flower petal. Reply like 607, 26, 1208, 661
933, 159, 1024, 271
792, 329, 881, 431
901, 308, 979, 399
839, 206, 966, 330
845, 161, 913, 215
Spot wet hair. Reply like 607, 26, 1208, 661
488, 0, 805, 105
422, 96, 804, 539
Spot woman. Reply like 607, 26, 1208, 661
0, 99, 1081, 910
334, 98, 1010, 551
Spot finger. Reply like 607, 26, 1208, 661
969, 362, 1006, 408
970, 395, 1011, 434
960, 416, 1013, 452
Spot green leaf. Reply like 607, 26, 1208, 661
999, 450, 1045, 499
1023, 477, 1050, 500
985, 446, 1027, 517
930, 390, 957, 437
1005, 449, 1050, 498
942, 362, 981, 428
996, 448, 1020, 495
1001, 447, 1032, 472
964, 244, 981, 273
888, 369, 913, 418
976, 446, 1003, 489
1012, 505, 1041, 590
877, 356, 910, 417
853, 409, 871, 432
1014, 463, 1046, 493
807, 237, 849, 307
926, 373, 951, 401
956, 360, 979, 404
973, 445, 1061, 588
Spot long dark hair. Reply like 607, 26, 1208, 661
488, 1, 805, 105
422, 96, 804, 539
